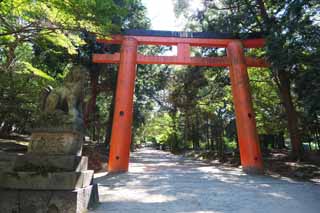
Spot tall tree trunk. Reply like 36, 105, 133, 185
84, 67, 99, 128
277, 71, 302, 159
192, 114, 200, 150
254, 0, 303, 159
206, 116, 210, 150
104, 87, 115, 147
171, 111, 180, 151
184, 113, 190, 151
210, 124, 215, 151
276, 132, 285, 149
104, 65, 118, 148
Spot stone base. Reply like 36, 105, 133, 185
29, 131, 83, 156
0, 184, 99, 213
0, 170, 93, 190
13, 154, 88, 172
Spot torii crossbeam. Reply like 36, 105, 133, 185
93, 29, 268, 174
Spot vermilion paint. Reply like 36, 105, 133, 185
94, 35, 266, 174
93, 54, 268, 68
227, 40, 264, 173
108, 38, 138, 173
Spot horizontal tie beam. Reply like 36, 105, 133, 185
92, 53, 268, 68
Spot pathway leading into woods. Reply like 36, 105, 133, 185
91, 149, 320, 213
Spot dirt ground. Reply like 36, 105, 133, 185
1, 136, 320, 212
182, 149, 320, 183
90, 148, 320, 213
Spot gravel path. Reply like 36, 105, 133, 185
91, 148, 320, 213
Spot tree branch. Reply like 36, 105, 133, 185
255, 0, 271, 30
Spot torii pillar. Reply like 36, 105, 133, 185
227, 40, 263, 174
108, 38, 138, 173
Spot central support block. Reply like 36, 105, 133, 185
108, 38, 138, 173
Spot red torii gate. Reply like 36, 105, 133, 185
93, 30, 268, 174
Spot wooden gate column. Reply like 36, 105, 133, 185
227, 40, 264, 174
108, 37, 138, 173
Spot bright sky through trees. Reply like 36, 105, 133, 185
141, 0, 203, 55
141, 0, 203, 31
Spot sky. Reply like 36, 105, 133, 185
141, 0, 203, 31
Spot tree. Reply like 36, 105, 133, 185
0, 0, 145, 136
182, 0, 320, 159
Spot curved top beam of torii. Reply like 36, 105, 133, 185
121, 29, 264, 39
93, 29, 268, 68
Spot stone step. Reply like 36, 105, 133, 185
13, 154, 88, 172
0, 142, 28, 152
0, 152, 20, 172
0, 184, 99, 213
0, 170, 93, 190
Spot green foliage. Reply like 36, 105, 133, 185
139, 113, 174, 144
20, 62, 55, 81
248, 67, 285, 134
141, 0, 319, 156
174, 0, 320, 156
0, 71, 51, 135
0, 0, 127, 73
0, 0, 149, 136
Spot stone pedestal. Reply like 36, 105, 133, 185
0, 130, 99, 213
0, 185, 99, 213
29, 130, 83, 156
